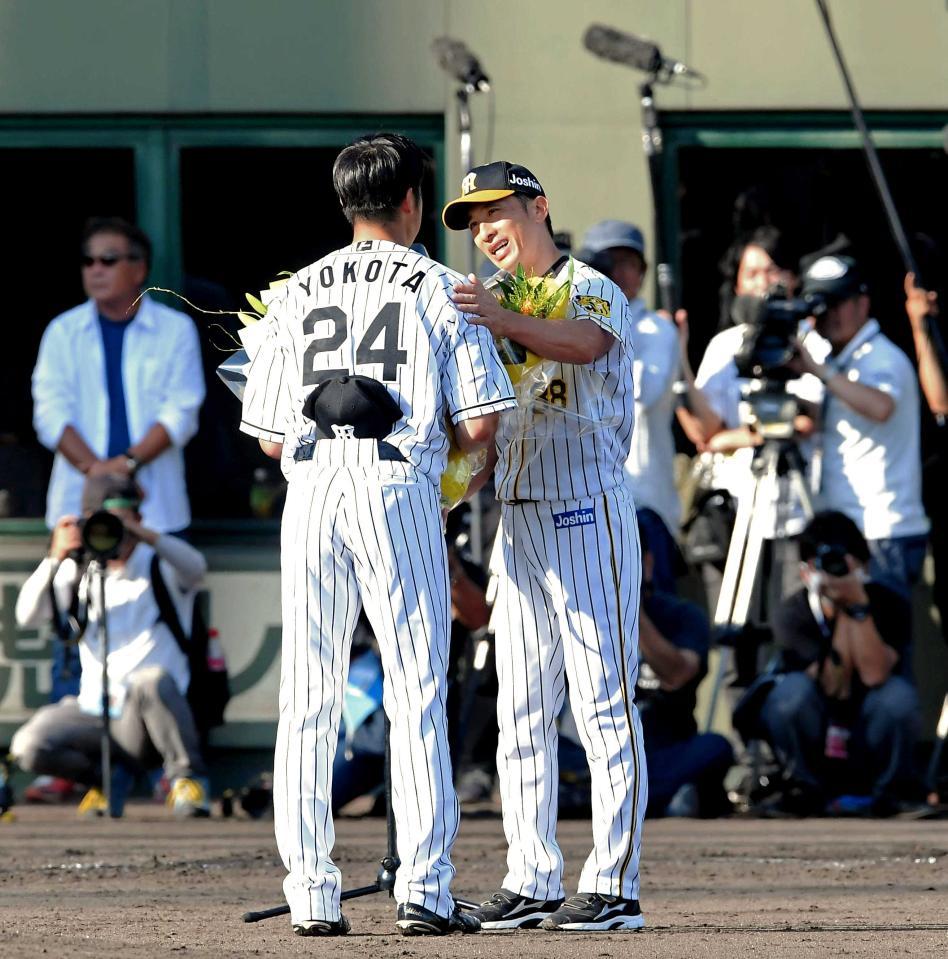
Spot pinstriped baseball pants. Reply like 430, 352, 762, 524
493, 483, 647, 901
275, 455, 459, 924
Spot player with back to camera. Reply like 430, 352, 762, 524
444, 162, 647, 932
239, 133, 516, 938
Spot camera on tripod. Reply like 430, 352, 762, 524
733, 286, 826, 439
734, 285, 825, 381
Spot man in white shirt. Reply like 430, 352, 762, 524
794, 256, 929, 594
10, 475, 210, 817
579, 219, 680, 593
32, 218, 205, 535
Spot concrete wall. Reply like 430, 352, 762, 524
1, 0, 945, 261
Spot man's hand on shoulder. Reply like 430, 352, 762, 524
451, 274, 508, 334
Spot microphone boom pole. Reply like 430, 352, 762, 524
814, 0, 948, 376
432, 36, 491, 564
583, 24, 690, 312
814, 0, 916, 276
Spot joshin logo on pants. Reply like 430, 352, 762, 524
552, 508, 596, 530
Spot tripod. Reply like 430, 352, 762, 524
88, 560, 118, 817
56, 555, 121, 818
242, 718, 476, 923
703, 435, 814, 731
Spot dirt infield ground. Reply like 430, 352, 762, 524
1, 804, 947, 959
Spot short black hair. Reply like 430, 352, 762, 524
82, 217, 152, 270
513, 193, 555, 238
332, 133, 429, 224
798, 510, 870, 565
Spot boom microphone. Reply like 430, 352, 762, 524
432, 37, 491, 92
583, 24, 705, 82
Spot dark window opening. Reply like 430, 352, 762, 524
677, 144, 948, 367
2, 148, 136, 519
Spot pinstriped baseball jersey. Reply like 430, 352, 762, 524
239, 239, 516, 477
494, 258, 636, 502
483, 256, 646, 909
238, 238, 514, 926
492, 484, 647, 901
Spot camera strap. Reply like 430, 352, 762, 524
47, 566, 88, 644
149, 554, 190, 656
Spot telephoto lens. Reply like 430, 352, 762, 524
80, 510, 125, 561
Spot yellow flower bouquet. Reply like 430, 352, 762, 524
493, 261, 572, 390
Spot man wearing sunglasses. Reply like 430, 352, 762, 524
33, 217, 205, 539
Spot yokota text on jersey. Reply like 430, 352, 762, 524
494, 258, 636, 502
239, 240, 515, 484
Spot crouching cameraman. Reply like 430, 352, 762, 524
759, 511, 921, 816
10, 475, 210, 817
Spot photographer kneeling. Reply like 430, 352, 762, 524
759, 511, 921, 816
11, 475, 210, 817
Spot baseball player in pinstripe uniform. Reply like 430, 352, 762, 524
239, 135, 516, 938
444, 162, 648, 932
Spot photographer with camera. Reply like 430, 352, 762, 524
758, 511, 921, 816
10, 475, 210, 817
792, 256, 929, 594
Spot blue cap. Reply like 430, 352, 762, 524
580, 220, 646, 259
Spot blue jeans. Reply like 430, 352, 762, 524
636, 507, 679, 595
760, 671, 921, 801
645, 733, 734, 817
868, 534, 928, 597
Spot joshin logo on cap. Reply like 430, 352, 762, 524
510, 171, 542, 192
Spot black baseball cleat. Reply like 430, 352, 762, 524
470, 888, 565, 929
292, 915, 351, 936
396, 902, 480, 936
539, 893, 644, 931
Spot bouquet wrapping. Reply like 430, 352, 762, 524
492, 261, 608, 442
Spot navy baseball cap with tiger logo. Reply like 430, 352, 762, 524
442, 161, 545, 231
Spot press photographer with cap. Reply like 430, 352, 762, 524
756, 511, 921, 816
579, 219, 681, 594
10, 474, 210, 817
792, 255, 929, 593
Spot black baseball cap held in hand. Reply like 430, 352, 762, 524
442, 161, 545, 231
302, 374, 403, 440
